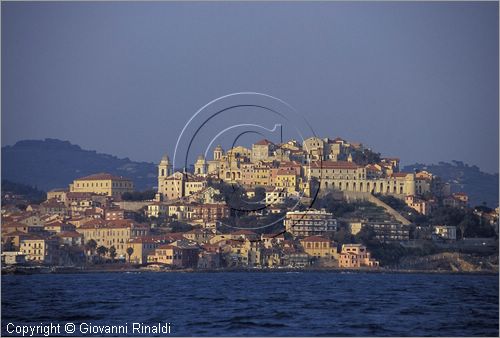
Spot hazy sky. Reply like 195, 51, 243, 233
2, 1, 498, 173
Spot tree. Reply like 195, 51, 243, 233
122, 190, 156, 201
126, 247, 134, 263
85, 239, 97, 256
96, 245, 108, 258
169, 221, 193, 233
109, 246, 117, 261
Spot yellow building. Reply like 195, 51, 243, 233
69, 173, 134, 197
128, 237, 168, 264
300, 236, 338, 259
306, 161, 416, 198
158, 170, 207, 201
184, 176, 208, 197
147, 202, 168, 218
20, 235, 56, 263
275, 169, 298, 193
251, 139, 275, 162
76, 220, 149, 259
339, 244, 379, 268
147, 244, 199, 268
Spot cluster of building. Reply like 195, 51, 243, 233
1, 202, 378, 269
156, 137, 431, 203
3, 136, 491, 270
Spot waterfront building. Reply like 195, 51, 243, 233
76, 220, 150, 259
300, 236, 338, 259
1, 251, 27, 265
128, 236, 171, 264
20, 235, 57, 264
338, 244, 379, 268
147, 243, 199, 268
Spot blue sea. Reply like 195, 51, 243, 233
1, 272, 498, 336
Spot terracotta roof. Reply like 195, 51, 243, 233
45, 221, 70, 228
48, 188, 68, 192
261, 233, 285, 239
157, 244, 179, 250
75, 173, 131, 181
4, 230, 30, 237
390, 172, 411, 178
311, 161, 360, 170
277, 169, 296, 176
301, 235, 330, 242
3, 222, 28, 228
279, 161, 302, 168
57, 231, 82, 238
254, 139, 274, 146
80, 218, 106, 227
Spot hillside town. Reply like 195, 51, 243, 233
2, 137, 499, 272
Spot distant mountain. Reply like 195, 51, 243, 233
2, 139, 498, 208
1, 139, 157, 191
403, 161, 499, 208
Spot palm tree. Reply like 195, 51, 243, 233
126, 247, 134, 263
109, 246, 117, 261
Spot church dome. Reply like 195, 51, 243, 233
160, 154, 170, 163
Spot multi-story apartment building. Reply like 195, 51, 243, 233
192, 204, 230, 223
284, 209, 337, 237
275, 169, 298, 193
349, 220, 410, 242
